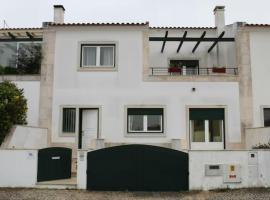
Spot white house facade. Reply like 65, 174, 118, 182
1, 5, 270, 190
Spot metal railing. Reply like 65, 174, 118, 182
149, 67, 238, 76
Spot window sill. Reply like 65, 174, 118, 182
125, 133, 166, 138
77, 67, 118, 72
59, 133, 76, 137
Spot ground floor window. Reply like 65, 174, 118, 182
263, 108, 270, 127
127, 108, 164, 134
189, 108, 224, 148
62, 107, 76, 134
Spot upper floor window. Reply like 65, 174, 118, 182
169, 60, 199, 75
80, 44, 115, 68
0, 41, 42, 75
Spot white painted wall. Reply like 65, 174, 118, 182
1, 125, 47, 149
249, 30, 270, 127
189, 150, 270, 190
51, 27, 241, 147
77, 150, 87, 189
0, 149, 37, 187
13, 81, 40, 126
246, 127, 270, 149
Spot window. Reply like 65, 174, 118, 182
127, 108, 163, 133
81, 44, 115, 67
170, 60, 199, 75
0, 41, 42, 71
263, 108, 270, 127
190, 108, 224, 143
62, 108, 76, 133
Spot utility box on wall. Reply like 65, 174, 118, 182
205, 164, 222, 176
223, 164, 241, 183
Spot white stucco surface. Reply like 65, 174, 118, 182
50, 27, 241, 147
249, 31, 270, 127
77, 150, 87, 189
1, 125, 47, 149
0, 149, 37, 187
14, 81, 40, 126
189, 150, 270, 190
246, 127, 270, 149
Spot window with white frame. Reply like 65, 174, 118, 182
189, 108, 224, 143
80, 44, 115, 67
127, 108, 164, 133
62, 108, 76, 134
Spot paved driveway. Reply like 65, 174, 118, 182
0, 188, 270, 200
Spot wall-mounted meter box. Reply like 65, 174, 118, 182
223, 164, 241, 183
205, 164, 222, 176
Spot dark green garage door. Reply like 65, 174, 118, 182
87, 144, 188, 191
37, 147, 72, 182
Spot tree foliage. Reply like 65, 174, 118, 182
0, 81, 27, 144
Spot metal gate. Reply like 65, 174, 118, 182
37, 147, 72, 182
87, 144, 189, 191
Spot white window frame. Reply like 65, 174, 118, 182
128, 114, 163, 133
81, 44, 115, 68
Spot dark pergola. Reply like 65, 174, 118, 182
149, 31, 234, 53
0, 31, 42, 42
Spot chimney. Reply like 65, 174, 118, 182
214, 6, 225, 31
53, 5, 65, 23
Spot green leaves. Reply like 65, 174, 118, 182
0, 81, 27, 145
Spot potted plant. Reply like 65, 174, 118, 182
168, 63, 181, 73
212, 65, 226, 73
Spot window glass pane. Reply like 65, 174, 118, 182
82, 46, 96, 66
147, 115, 162, 131
0, 42, 17, 68
62, 108, 76, 133
17, 42, 42, 74
264, 108, 270, 127
100, 46, 114, 66
209, 120, 223, 142
128, 115, 144, 132
191, 120, 205, 142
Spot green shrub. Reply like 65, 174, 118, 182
4, 67, 18, 75
253, 142, 270, 149
0, 81, 27, 145
0, 65, 4, 75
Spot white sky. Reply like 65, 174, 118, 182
1, 0, 270, 28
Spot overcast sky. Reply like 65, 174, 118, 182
1, 0, 270, 28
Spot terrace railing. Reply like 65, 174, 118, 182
149, 67, 238, 76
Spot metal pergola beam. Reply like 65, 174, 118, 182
208, 31, 225, 53
161, 31, 168, 53
0, 38, 42, 42
8, 32, 16, 39
192, 31, 206, 53
26, 32, 34, 39
176, 31, 187, 53
149, 37, 234, 42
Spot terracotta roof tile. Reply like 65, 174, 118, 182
245, 24, 270, 27
49, 22, 149, 27
0, 27, 42, 31
150, 26, 216, 30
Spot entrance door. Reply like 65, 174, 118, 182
79, 109, 98, 149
